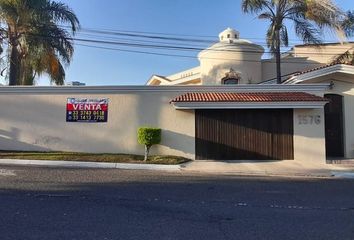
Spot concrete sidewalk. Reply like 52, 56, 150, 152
0, 158, 353, 178
0, 159, 180, 171
180, 160, 354, 178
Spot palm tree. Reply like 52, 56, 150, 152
341, 11, 354, 36
0, 0, 79, 85
242, 0, 343, 84
333, 11, 354, 65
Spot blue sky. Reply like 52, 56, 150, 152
33, 0, 354, 86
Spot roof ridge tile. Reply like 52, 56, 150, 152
170, 91, 326, 103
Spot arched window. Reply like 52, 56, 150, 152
221, 68, 241, 85
223, 78, 239, 85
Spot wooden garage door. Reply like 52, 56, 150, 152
195, 109, 294, 160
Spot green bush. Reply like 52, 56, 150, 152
137, 127, 161, 161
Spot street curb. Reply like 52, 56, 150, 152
180, 169, 334, 178
331, 171, 354, 179
0, 159, 181, 171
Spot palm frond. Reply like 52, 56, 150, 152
242, 0, 272, 14
44, 50, 65, 85
280, 24, 289, 47
266, 22, 277, 53
44, 1, 80, 33
0, 0, 79, 85
0, 1, 20, 30
242, 0, 344, 84
51, 61, 65, 85
332, 48, 354, 65
28, 23, 74, 64
258, 11, 274, 20
304, 0, 344, 37
291, 17, 322, 44
341, 11, 354, 37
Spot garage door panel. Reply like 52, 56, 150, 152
195, 109, 294, 160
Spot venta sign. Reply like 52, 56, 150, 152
66, 98, 108, 122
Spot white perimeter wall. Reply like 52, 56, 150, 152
0, 90, 195, 159
0, 85, 329, 162
293, 108, 326, 163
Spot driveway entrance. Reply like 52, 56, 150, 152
195, 109, 294, 160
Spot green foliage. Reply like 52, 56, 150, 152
0, 0, 80, 85
241, 0, 344, 84
332, 49, 354, 65
341, 11, 354, 37
331, 11, 354, 64
138, 127, 161, 147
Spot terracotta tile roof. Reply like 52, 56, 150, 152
171, 92, 327, 103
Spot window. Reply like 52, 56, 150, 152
223, 78, 239, 85
227, 34, 230, 38
221, 69, 241, 85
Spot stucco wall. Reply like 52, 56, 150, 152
200, 57, 262, 85
293, 43, 354, 63
293, 109, 326, 163
261, 58, 322, 83
0, 91, 195, 159
301, 77, 354, 158
0, 85, 329, 161
198, 44, 263, 84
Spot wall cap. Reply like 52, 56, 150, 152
0, 84, 330, 94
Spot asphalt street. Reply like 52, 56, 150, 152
0, 166, 353, 240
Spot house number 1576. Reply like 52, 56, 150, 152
298, 115, 321, 125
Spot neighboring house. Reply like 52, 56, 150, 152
67, 81, 86, 86
147, 28, 354, 86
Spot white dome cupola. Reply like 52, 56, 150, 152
198, 27, 264, 85
219, 27, 240, 43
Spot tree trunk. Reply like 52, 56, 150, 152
22, 65, 35, 85
144, 145, 151, 161
9, 44, 21, 86
275, 29, 282, 84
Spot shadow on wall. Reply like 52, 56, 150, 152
135, 93, 162, 155
195, 137, 291, 161
133, 94, 195, 156
198, 109, 293, 134
0, 127, 50, 151
262, 58, 321, 83
0, 96, 120, 153
195, 110, 295, 160
0, 93, 193, 155
160, 130, 195, 155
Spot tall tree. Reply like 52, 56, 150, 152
242, 0, 344, 84
333, 11, 354, 64
0, 0, 79, 85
